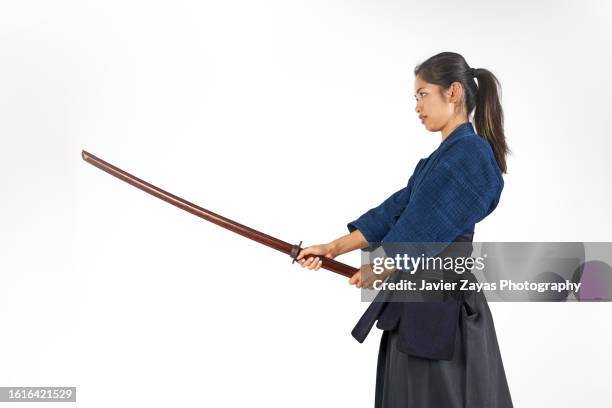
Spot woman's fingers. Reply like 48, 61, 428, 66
296, 244, 330, 270
348, 271, 361, 286
297, 244, 332, 262
297, 246, 319, 261
310, 257, 321, 270
298, 257, 311, 267
298, 256, 321, 270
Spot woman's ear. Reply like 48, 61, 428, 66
448, 81, 463, 104
443, 82, 466, 114
441, 82, 461, 103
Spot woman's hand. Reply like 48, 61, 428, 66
348, 269, 364, 288
296, 243, 337, 270
349, 263, 396, 289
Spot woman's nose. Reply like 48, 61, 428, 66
414, 103, 421, 114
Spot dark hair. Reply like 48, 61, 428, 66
414, 52, 510, 173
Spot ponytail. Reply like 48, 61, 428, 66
473, 68, 509, 173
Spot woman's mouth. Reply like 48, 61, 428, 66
419, 115, 427, 123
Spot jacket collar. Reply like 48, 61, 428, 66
412, 122, 475, 190
439, 121, 475, 148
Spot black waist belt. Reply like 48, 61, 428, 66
351, 233, 476, 360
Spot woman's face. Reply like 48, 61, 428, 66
413, 75, 456, 132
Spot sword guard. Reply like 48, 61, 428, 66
290, 240, 303, 264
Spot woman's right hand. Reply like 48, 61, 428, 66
296, 243, 337, 270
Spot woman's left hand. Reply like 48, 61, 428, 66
349, 264, 395, 289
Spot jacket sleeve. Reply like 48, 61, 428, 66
346, 160, 425, 243
380, 140, 503, 266
346, 186, 410, 244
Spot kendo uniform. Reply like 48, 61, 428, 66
347, 122, 513, 407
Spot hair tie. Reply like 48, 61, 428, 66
470, 67, 477, 77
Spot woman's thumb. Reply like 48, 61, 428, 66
296, 246, 315, 261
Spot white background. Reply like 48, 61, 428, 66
1, 1, 611, 407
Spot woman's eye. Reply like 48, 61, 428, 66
420, 92, 427, 98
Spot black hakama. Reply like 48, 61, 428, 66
374, 284, 513, 408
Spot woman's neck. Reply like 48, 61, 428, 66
440, 115, 469, 142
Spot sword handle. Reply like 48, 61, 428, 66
290, 241, 359, 279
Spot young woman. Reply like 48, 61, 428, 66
296, 52, 513, 407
